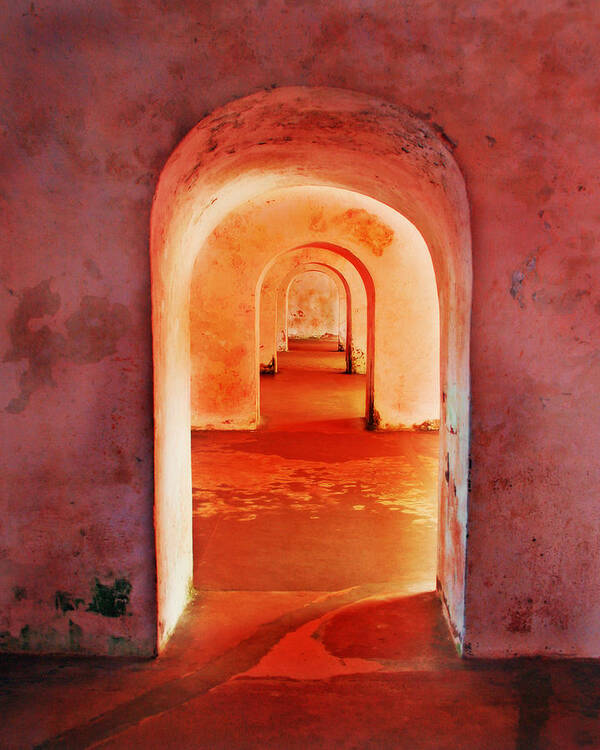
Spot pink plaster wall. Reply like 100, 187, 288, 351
1, 1, 598, 658
287, 271, 339, 340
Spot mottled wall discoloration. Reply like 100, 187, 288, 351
4, 280, 64, 413
4, 281, 131, 413
287, 271, 339, 339
309, 208, 394, 257
1, 0, 598, 657
333, 209, 394, 257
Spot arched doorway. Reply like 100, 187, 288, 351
259, 259, 355, 376
151, 87, 472, 652
254, 240, 376, 425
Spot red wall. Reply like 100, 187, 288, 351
0, 1, 598, 657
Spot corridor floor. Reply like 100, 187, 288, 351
1, 344, 600, 749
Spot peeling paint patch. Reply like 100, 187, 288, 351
510, 254, 537, 308
334, 209, 394, 256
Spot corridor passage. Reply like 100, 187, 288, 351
192, 340, 438, 593
2, 346, 600, 749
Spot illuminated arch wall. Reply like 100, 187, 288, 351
151, 88, 470, 650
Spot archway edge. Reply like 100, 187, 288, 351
284, 262, 351, 293
152, 86, 470, 291
150, 86, 472, 652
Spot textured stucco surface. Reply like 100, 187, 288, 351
1, 0, 598, 657
287, 271, 340, 340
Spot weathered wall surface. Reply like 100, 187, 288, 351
1, 1, 598, 656
282, 267, 347, 353
287, 271, 339, 340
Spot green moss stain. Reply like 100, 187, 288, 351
55, 590, 84, 613
88, 577, 132, 617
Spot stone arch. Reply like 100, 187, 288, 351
283, 263, 355, 369
151, 87, 472, 651
255, 240, 376, 423
262, 261, 350, 370
260, 259, 348, 373
259, 249, 367, 377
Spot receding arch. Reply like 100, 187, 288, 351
256, 242, 375, 420
258, 248, 367, 379
151, 87, 472, 652
262, 261, 351, 371
280, 262, 354, 372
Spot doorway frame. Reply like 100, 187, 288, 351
150, 86, 472, 652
